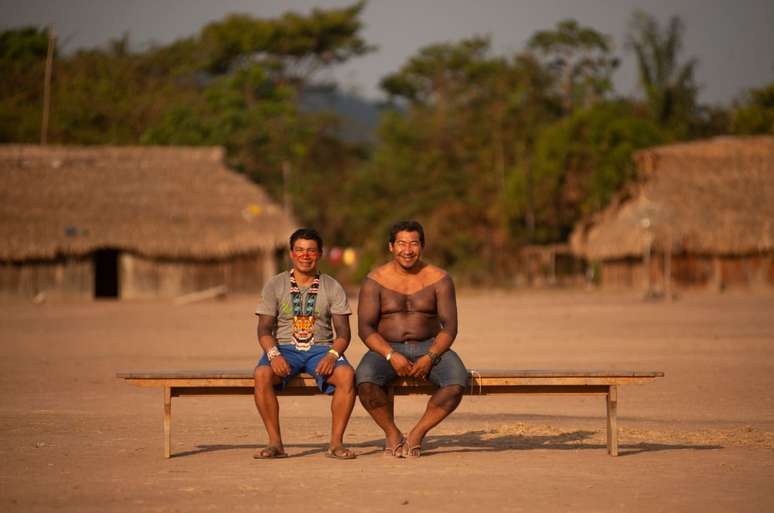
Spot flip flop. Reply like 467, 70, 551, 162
254, 445, 288, 459
383, 436, 406, 457
326, 446, 357, 460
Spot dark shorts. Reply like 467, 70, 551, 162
355, 339, 468, 388
257, 343, 351, 395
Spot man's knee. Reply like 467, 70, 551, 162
254, 366, 276, 391
357, 382, 388, 410
331, 365, 355, 393
431, 384, 464, 412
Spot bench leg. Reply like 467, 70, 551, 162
164, 386, 172, 458
606, 385, 618, 456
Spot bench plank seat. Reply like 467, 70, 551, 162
118, 368, 664, 458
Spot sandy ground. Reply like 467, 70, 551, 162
1, 289, 773, 512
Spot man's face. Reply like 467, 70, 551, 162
290, 238, 320, 274
389, 230, 423, 270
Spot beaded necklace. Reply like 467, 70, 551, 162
289, 268, 320, 351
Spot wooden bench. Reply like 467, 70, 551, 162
117, 369, 664, 458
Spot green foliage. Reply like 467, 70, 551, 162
526, 102, 664, 239
0, 9, 753, 284
626, 11, 699, 138
730, 83, 774, 134
354, 38, 563, 282
199, 1, 371, 80
528, 19, 619, 112
0, 27, 50, 141
0, 26, 48, 60
0, 4, 370, 244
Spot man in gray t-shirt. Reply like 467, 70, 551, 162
253, 228, 356, 460
255, 272, 351, 344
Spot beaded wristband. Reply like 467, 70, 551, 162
266, 346, 281, 361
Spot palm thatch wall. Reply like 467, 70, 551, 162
0, 145, 295, 299
570, 136, 774, 291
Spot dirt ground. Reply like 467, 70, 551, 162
1, 289, 773, 512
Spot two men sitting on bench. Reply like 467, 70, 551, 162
253, 221, 465, 459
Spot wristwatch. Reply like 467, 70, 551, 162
385, 350, 394, 361
425, 350, 441, 365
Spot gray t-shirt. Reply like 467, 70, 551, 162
255, 271, 351, 344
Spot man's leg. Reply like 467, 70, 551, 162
405, 384, 464, 455
325, 365, 356, 454
355, 350, 403, 454
357, 382, 404, 452
253, 365, 286, 456
405, 349, 468, 456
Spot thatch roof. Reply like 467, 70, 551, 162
570, 136, 774, 260
0, 145, 296, 261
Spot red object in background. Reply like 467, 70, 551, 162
328, 246, 343, 265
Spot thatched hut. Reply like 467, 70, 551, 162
0, 145, 295, 300
570, 136, 774, 293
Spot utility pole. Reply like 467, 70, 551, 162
282, 160, 293, 218
41, 26, 55, 145
525, 157, 535, 240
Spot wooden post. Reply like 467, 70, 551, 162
163, 386, 172, 458
664, 227, 673, 301
282, 161, 292, 218
606, 385, 618, 456
643, 239, 652, 296
41, 26, 55, 145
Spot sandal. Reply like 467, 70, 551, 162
326, 446, 357, 460
402, 443, 422, 458
383, 436, 406, 457
253, 445, 288, 459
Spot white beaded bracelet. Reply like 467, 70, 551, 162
266, 346, 281, 361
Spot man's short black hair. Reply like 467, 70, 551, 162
289, 228, 323, 253
389, 220, 425, 247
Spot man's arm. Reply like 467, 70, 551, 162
331, 314, 351, 355
257, 314, 290, 377
315, 314, 351, 376
357, 277, 390, 355
429, 274, 458, 355
358, 277, 412, 376
409, 274, 457, 378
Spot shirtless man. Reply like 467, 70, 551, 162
355, 220, 467, 458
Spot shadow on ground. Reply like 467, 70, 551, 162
174, 429, 722, 458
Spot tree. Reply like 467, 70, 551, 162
199, 1, 371, 86
527, 19, 619, 113
524, 102, 664, 241
626, 11, 699, 137
352, 38, 561, 282
0, 4, 372, 246
0, 27, 50, 141
730, 83, 774, 134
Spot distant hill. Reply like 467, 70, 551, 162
300, 85, 389, 144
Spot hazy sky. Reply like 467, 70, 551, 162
1, 0, 772, 105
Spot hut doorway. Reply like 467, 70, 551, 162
93, 249, 120, 298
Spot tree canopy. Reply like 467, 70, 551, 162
1, 6, 768, 284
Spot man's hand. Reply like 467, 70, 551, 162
389, 352, 413, 377
270, 355, 291, 377
315, 352, 337, 376
408, 354, 432, 380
